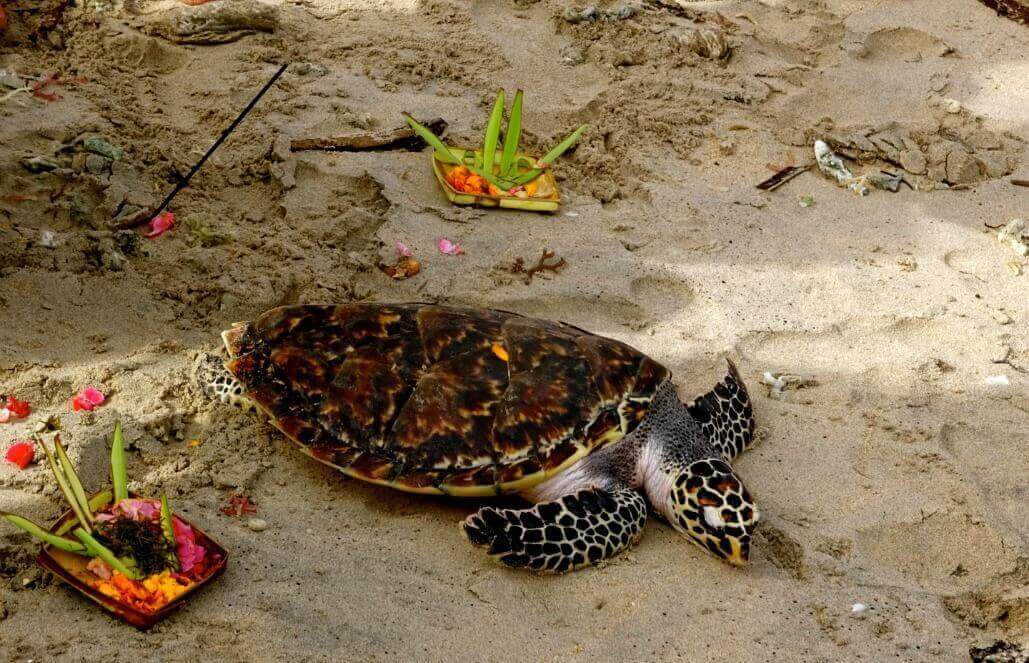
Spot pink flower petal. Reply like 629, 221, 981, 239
172, 516, 206, 573
82, 386, 105, 405
395, 241, 412, 258
436, 237, 463, 255
144, 212, 175, 238
72, 386, 105, 411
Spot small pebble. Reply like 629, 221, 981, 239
984, 375, 1009, 387
247, 518, 268, 532
40, 230, 57, 248
851, 603, 868, 618
945, 99, 961, 114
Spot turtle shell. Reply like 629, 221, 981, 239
223, 304, 670, 496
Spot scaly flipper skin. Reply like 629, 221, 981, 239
462, 488, 647, 573
686, 359, 754, 461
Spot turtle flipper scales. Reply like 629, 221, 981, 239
686, 359, 755, 461
462, 487, 647, 573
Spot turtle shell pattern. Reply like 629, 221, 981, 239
225, 304, 670, 496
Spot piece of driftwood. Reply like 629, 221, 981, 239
290, 118, 448, 153
756, 164, 811, 191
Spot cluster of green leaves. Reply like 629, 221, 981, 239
1, 422, 179, 578
404, 89, 587, 192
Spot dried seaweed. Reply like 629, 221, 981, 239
508, 249, 567, 284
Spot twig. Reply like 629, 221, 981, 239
1011, 179, 1029, 188
290, 118, 447, 152
510, 249, 567, 284
756, 164, 810, 191
145, 63, 288, 226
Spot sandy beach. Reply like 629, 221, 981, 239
1, 0, 1026, 660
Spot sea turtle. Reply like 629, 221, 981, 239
196, 303, 760, 572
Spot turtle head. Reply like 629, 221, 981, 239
667, 458, 759, 566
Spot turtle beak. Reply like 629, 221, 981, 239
221, 323, 248, 358
725, 538, 750, 567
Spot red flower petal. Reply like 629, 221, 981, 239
4, 396, 31, 419
144, 212, 175, 238
5, 442, 35, 470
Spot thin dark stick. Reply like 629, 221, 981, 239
146, 63, 288, 223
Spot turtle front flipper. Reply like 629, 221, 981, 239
462, 487, 647, 573
686, 359, 755, 461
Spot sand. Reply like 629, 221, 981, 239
1, 0, 1026, 660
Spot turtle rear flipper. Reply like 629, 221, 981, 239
686, 359, 755, 461
463, 487, 647, 573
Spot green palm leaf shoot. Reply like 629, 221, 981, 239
111, 421, 129, 504
1, 512, 88, 555
500, 90, 523, 178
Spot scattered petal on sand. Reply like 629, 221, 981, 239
0, 395, 30, 423
72, 386, 106, 411
145, 212, 175, 238
5, 441, 35, 469
437, 237, 464, 255
395, 241, 412, 257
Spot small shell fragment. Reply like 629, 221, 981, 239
687, 29, 732, 60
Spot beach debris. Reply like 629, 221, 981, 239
756, 164, 810, 191
437, 237, 464, 255
144, 211, 175, 238
798, 194, 815, 208
379, 256, 421, 280
220, 492, 257, 517
850, 603, 868, 618
814, 140, 869, 196
1012, 179, 1029, 188
184, 216, 230, 246
562, 4, 637, 22
761, 371, 819, 397
687, 28, 732, 60
5, 442, 35, 470
984, 375, 1009, 387
0, 395, 31, 423
867, 170, 908, 193
71, 386, 105, 411
507, 249, 567, 284
21, 155, 61, 173
246, 518, 268, 532
145, 64, 286, 228
83, 137, 124, 161
379, 242, 421, 280
144, 0, 279, 44
996, 219, 1027, 257
290, 118, 447, 153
